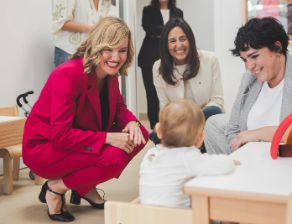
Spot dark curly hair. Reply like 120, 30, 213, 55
159, 17, 200, 85
231, 17, 289, 57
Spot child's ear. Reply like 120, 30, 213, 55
194, 131, 204, 148
155, 123, 162, 140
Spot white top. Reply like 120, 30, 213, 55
52, 0, 111, 54
0, 116, 23, 122
160, 9, 170, 24
153, 50, 224, 110
175, 64, 194, 100
185, 142, 292, 197
139, 144, 235, 208
247, 80, 284, 130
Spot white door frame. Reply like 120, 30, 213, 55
119, 0, 138, 116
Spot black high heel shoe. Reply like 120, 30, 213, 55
39, 181, 75, 222
39, 181, 49, 203
70, 190, 105, 209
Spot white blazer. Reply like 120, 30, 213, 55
153, 49, 224, 110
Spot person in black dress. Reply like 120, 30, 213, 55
138, 0, 183, 136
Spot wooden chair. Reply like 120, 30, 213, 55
105, 197, 192, 224
0, 106, 43, 194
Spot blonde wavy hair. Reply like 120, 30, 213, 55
158, 99, 205, 147
72, 16, 134, 75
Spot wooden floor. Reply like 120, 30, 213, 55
0, 125, 153, 224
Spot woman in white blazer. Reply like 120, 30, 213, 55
151, 18, 224, 146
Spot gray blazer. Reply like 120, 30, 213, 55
225, 54, 292, 143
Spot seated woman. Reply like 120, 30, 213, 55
205, 17, 292, 155
22, 17, 148, 222
151, 17, 224, 145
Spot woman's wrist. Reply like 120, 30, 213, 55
135, 120, 141, 127
105, 132, 111, 145
128, 120, 141, 127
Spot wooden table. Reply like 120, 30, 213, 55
184, 142, 292, 224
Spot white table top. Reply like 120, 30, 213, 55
0, 116, 23, 122
185, 142, 292, 198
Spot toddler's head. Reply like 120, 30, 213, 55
156, 99, 205, 148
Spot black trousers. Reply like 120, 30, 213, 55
140, 66, 159, 129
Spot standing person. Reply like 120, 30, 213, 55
139, 99, 238, 208
52, 0, 112, 67
23, 17, 149, 222
152, 18, 224, 145
205, 17, 292, 155
138, 0, 183, 133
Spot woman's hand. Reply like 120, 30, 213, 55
230, 130, 259, 152
122, 121, 146, 146
105, 121, 146, 153
233, 160, 241, 166
105, 132, 135, 153
230, 126, 277, 152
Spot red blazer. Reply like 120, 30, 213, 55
23, 58, 140, 169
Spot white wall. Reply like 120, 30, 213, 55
214, 0, 245, 112
0, 1, 54, 108
0, 1, 53, 173
177, 0, 214, 51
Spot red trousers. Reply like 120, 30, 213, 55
33, 127, 148, 196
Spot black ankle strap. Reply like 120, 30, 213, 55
47, 184, 64, 197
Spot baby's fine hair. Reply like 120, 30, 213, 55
158, 99, 205, 147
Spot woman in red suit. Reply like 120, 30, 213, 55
22, 16, 149, 222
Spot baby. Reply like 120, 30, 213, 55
139, 99, 239, 208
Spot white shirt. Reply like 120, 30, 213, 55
247, 80, 284, 130
160, 9, 170, 24
52, 0, 111, 54
139, 144, 235, 208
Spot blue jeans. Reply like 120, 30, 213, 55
54, 47, 71, 67
202, 106, 222, 120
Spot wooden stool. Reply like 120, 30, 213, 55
105, 197, 192, 224
0, 144, 44, 194
0, 144, 22, 194
0, 106, 44, 194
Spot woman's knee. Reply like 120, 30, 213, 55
205, 114, 226, 134
99, 147, 128, 170
204, 114, 229, 154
